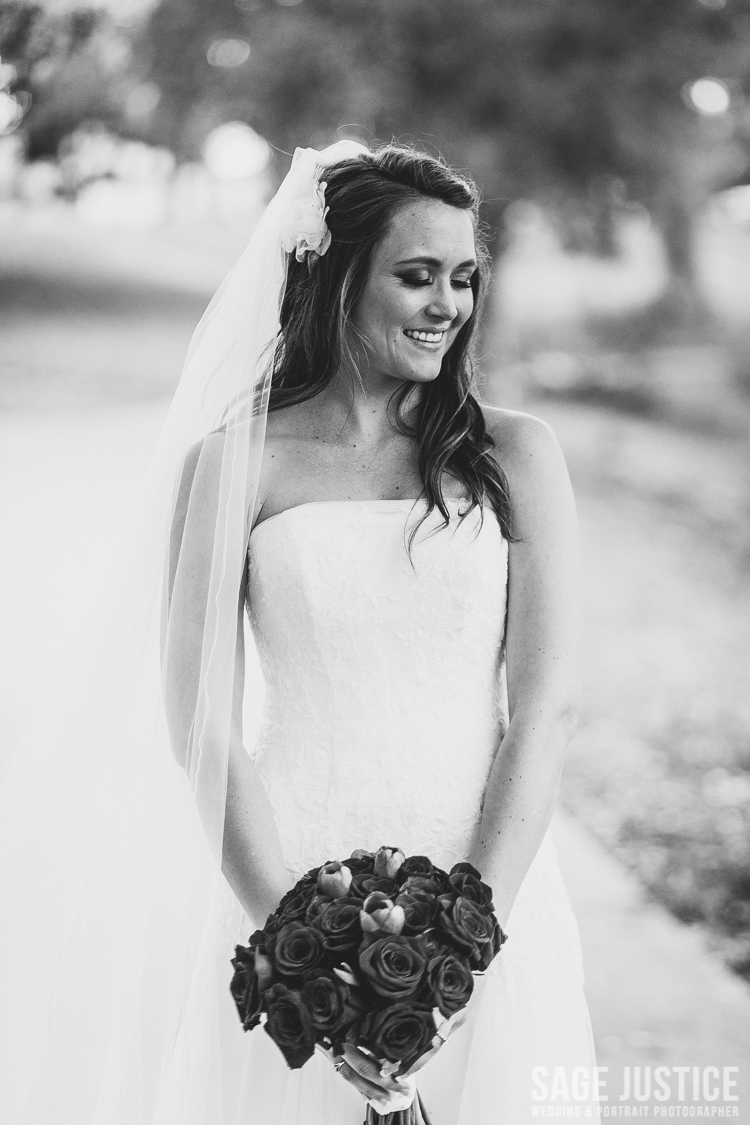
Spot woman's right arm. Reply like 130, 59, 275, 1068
222, 585, 294, 922
163, 431, 292, 925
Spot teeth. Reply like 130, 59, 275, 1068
405, 330, 443, 343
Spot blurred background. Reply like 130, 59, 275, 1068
2, 0, 750, 1104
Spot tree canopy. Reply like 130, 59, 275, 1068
4, 0, 750, 273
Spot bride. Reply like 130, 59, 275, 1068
0, 140, 596, 1124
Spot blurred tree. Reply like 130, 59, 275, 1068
0, 3, 131, 160
138, 0, 750, 298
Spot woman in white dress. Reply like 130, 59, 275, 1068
0, 141, 596, 1125
163, 141, 597, 1122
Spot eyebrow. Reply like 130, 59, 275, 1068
394, 256, 478, 269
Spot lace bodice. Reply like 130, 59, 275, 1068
246, 498, 509, 877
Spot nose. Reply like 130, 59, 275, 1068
425, 279, 458, 323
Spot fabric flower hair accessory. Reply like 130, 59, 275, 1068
280, 179, 332, 262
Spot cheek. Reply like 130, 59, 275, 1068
458, 290, 475, 325
381, 284, 425, 329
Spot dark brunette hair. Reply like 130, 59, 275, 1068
269, 143, 514, 543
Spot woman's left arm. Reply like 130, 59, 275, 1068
470, 409, 582, 929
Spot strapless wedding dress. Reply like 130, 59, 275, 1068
213, 497, 597, 1125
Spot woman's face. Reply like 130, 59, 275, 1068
350, 197, 478, 387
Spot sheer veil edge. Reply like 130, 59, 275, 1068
0, 139, 368, 1125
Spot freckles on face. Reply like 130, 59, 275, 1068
351, 198, 478, 385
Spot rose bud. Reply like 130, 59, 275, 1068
317, 861, 353, 899
360, 892, 406, 935
373, 846, 406, 880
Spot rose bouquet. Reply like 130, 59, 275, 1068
230, 846, 507, 1124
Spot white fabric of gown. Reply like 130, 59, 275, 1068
220, 496, 598, 1125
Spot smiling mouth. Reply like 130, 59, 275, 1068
404, 329, 446, 347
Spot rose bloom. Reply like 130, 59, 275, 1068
229, 945, 273, 1030
396, 890, 439, 936
438, 896, 494, 964
302, 969, 363, 1041
345, 850, 376, 876
400, 872, 451, 897
350, 873, 401, 900
311, 898, 363, 953
448, 862, 494, 912
266, 921, 327, 981
358, 934, 427, 1000
262, 983, 316, 1069
425, 951, 474, 1017
352, 1003, 436, 1074
399, 855, 437, 879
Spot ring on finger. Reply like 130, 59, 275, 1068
333, 1060, 346, 1073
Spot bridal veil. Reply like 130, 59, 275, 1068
0, 139, 368, 1124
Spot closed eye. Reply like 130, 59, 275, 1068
398, 274, 475, 289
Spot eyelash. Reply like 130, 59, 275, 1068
401, 276, 474, 290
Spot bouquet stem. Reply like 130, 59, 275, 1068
365, 1092, 433, 1125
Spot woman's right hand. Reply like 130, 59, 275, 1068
329, 1045, 416, 1113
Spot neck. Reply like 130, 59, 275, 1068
314, 368, 421, 445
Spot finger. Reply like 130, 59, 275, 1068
442, 1009, 468, 1040
341, 1044, 405, 1091
335, 1060, 399, 1107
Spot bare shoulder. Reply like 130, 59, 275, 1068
480, 406, 575, 543
481, 405, 568, 483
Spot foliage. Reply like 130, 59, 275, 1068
4, 0, 750, 276
137, 0, 750, 268
0, 3, 132, 158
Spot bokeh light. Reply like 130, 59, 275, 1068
203, 122, 270, 180
206, 39, 251, 68
686, 77, 731, 115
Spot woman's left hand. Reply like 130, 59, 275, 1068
323, 1044, 416, 1113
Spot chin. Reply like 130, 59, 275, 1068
399, 359, 445, 384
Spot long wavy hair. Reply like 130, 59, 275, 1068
269, 143, 514, 544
